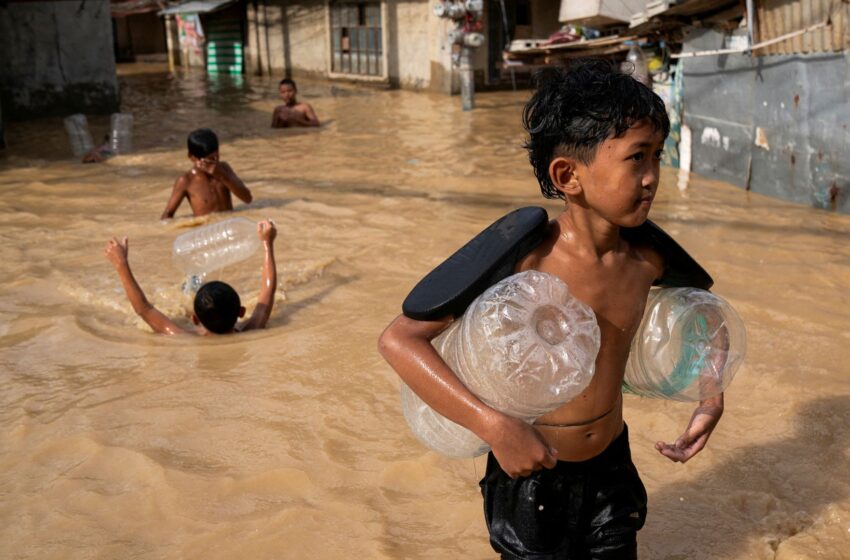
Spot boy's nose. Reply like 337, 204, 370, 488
643, 165, 660, 187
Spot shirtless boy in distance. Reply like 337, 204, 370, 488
271, 79, 320, 128
160, 128, 253, 220
378, 60, 724, 558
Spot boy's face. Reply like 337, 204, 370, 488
279, 84, 297, 105
564, 119, 665, 227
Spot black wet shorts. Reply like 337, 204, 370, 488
479, 425, 647, 560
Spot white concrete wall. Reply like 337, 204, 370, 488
0, 0, 119, 118
246, 0, 328, 78
394, 1, 431, 88
246, 0, 465, 92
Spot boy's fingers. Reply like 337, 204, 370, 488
542, 449, 558, 469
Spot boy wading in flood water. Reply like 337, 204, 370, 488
161, 128, 253, 220
271, 79, 320, 128
378, 60, 724, 558
105, 220, 277, 335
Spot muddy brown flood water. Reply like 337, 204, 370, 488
1, 64, 849, 559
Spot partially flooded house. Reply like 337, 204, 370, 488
158, 0, 566, 92
633, 0, 850, 212
506, 0, 850, 212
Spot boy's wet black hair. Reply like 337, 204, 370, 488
523, 59, 670, 200
193, 281, 241, 334
187, 128, 219, 159
279, 78, 297, 90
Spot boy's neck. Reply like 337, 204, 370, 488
556, 205, 623, 259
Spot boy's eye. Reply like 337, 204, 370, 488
630, 152, 644, 162
654, 149, 665, 160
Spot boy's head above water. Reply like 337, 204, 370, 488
193, 280, 246, 334
278, 78, 297, 104
523, 59, 670, 207
187, 128, 219, 160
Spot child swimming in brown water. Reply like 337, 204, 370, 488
160, 128, 253, 220
104, 219, 277, 335
378, 60, 724, 559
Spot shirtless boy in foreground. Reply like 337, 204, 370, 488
160, 128, 253, 220
378, 60, 724, 558
105, 220, 277, 335
271, 79, 320, 128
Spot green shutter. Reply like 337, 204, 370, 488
206, 18, 243, 75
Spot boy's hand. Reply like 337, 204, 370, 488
104, 237, 129, 268
257, 219, 277, 243
195, 158, 220, 177
488, 414, 558, 478
655, 401, 723, 463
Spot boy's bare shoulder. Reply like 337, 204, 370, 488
173, 170, 192, 185
519, 220, 564, 268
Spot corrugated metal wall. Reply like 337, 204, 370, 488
757, 0, 849, 54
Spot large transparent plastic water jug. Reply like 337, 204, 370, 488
110, 113, 134, 154
401, 270, 601, 458
172, 217, 260, 276
623, 288, 746, 402
63, 114, 94, 157
622, 44, 650, 86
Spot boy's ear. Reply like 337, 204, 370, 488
239, 306, 246, 318
191, 313, 200, 325
549, 156, 583, 198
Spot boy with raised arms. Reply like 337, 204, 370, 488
378, 60, 724, 558
161, 128, 253, 220
104, 220, 277, 335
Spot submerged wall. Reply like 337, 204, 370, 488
0, 0, 119, 120
681, 28, 850, 213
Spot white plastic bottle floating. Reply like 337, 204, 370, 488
623, 288, 746, 402
63, 113, 94, 157
172, 217, 260, 277
400, 270, 601, 458
110, 112, 134, 154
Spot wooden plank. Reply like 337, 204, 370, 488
785, 1, 795, 53
802, 0, 813, 51
765, 1, 778, 54
768, 1, 780, 54
793, 0, 803, 53
759, 1, 772, 55
832, 0, 843, 51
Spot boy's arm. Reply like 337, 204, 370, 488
655, 393, 723, 463
271, 106, 283, 128
378, 315, 558, 478
104, 237, 185, 335
300, 104, 320, 127
655, 310, 730, 462
210, 161, 253, 204
240, 220, 277, 331
161, 175, 188, 219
